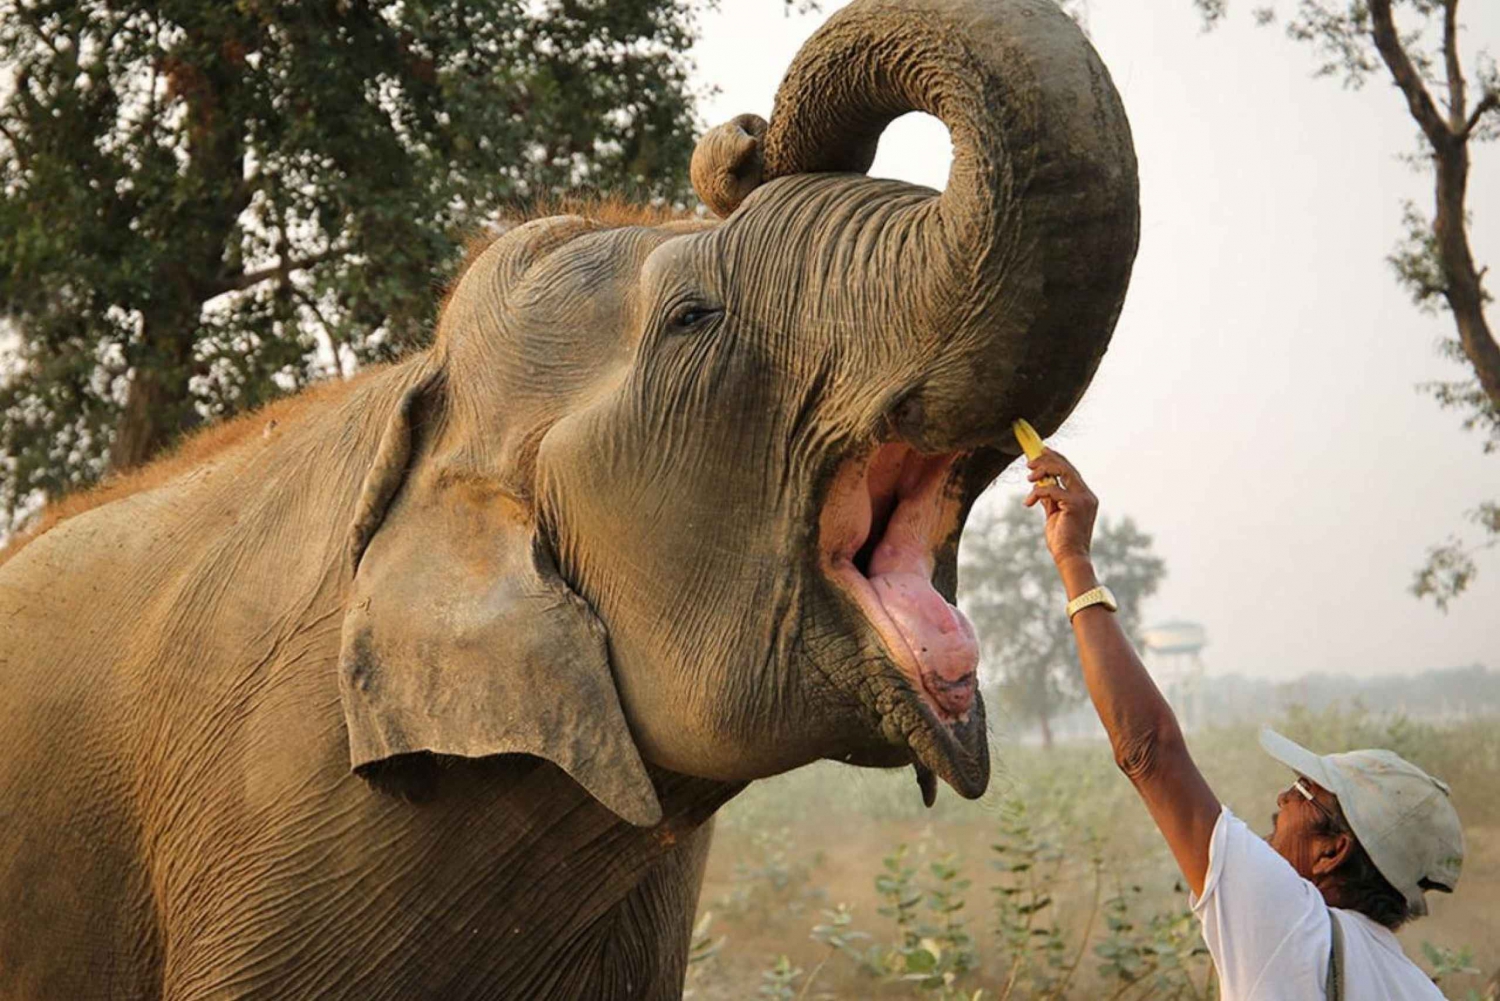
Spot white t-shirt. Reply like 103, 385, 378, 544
1190, 807, 1444, 1000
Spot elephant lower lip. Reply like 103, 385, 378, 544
902, 691, 990, 799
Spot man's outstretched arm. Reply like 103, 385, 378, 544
1024, 450, 1221, 896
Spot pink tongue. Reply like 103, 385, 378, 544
868, 570, 979, 717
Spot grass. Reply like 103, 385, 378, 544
686, 707, 1499, 1000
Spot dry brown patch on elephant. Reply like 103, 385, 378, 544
0, 367, 384, 568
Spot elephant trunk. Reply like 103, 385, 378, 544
702, 0, 1140, 449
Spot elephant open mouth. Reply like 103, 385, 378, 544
820, 442, 988, 799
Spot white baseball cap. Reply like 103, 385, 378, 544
1259, 726, 1463, 915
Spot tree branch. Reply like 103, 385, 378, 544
0, 118, 28, 170
210, 250, 340, 297
1442, 0, 1464, 129
146, 13, 161, 142
291, 284, 347, 370
1462, 90, 1499, 139
19, 8, 66, 61
1369, 0, 1454, 148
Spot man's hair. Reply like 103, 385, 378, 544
1315, 801, 1414, 931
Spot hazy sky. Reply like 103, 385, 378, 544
691, 1, 1499, 680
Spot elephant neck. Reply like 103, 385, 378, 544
646, 766, 747, 835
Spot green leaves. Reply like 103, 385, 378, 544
810, 903, 871, 955
0, 0, 702, 528
687, 910, 725, 967
989, 797, 1076, 998
855, 842, 982, 996
1389, 200, 1449, 313
756, 955, 804, 1000
1420, 941, 1481, 985
1413, 501, 1500, 610
1093, 885, 1208, 994
716, 825, 826, 920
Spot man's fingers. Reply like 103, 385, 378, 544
1027, 449, 1090, 495
1027, 483, 1071, 510
1024, 485, 1061, 509
1027, 449, 1073, 477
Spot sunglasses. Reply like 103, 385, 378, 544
1292, 777, 1342, 830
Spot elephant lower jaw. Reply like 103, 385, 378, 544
832, 666, 989, 802
820, 442, 990, 800
899, 692, 990, 802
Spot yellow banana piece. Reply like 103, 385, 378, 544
1012, 418, 1057, 488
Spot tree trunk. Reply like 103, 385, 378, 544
1433, 137, 1500, 413
1038, 710, 1054, 751
107, 320, 198, 473
104, 36, 248, 474
1369, 0, 1500, 413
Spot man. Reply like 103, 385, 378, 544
1023, 448, 1464, 1000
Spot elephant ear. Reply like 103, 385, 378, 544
337, 373, 662, 827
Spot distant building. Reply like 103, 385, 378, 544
1141, 620, 1208, 730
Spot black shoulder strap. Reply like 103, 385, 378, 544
1325, 908, 1345, 1001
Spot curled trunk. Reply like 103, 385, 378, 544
700, 0, 1139, 449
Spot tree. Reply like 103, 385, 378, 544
0, 0, 703, 529
960, 496, 1166, 749
1189, 0, 1499, 607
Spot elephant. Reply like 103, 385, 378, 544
0, 0, 1138, 997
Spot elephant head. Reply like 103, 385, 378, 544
337, 0, 1138, 824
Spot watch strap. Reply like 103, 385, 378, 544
1066, 585, 1118, 620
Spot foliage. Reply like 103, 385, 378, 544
689, 910, 725, 968
1422, 941, 1482, 984
716, 826, 827, 922
1421, 340, 1500, 453
806, 904, 873, 995
682, 910, 727, 999
960, 496, 1166, 747
810, 842, 982, 1000
1420, 942, 1489, 1001
727, 799, 1217, 1001
0, 0, 704, 527
1093, 885, 1212, 1001
1412, 500, 1500, 611
757, 955, 804, 1000
989, 797, 1085, 998
1186, 0, 1500, 606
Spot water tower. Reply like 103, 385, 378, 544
1140, 620, 1208, 730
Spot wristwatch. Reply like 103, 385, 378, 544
1066, 585, 1118, 621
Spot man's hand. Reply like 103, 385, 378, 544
1024, 450, 1098, 569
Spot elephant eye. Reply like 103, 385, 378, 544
666, 301, 723, 333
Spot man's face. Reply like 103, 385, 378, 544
1267, 777, 1345, 880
